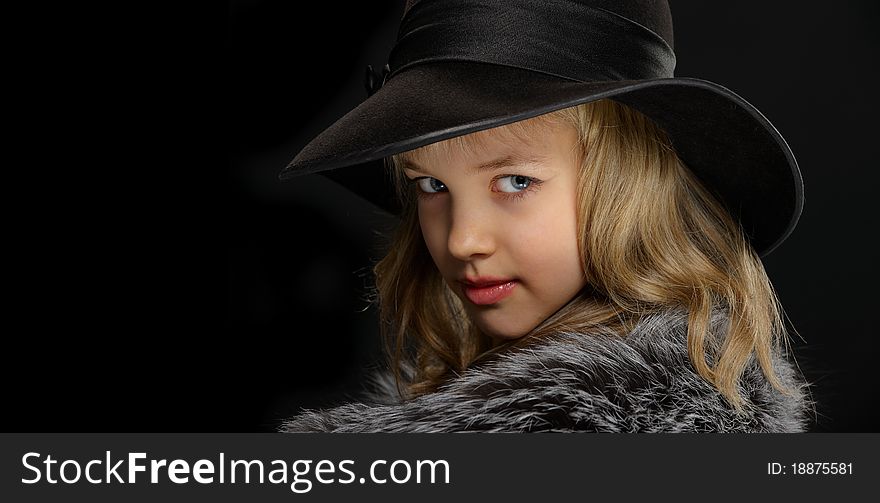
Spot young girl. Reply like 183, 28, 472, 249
277, 0, 810, 432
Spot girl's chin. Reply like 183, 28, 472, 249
470, 315, 532, 341
458, 294, 540, 340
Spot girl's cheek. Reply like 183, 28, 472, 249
419, 220, 449, 263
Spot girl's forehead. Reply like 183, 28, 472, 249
401, 118, 567, 166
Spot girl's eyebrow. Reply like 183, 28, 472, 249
401, 153, 548, 177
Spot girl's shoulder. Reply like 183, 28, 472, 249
280, 308, 811, 432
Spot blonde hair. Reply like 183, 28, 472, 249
374, 99, 797, 413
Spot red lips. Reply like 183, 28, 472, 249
459, 276, 518, 305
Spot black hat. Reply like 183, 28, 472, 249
279, 0, 803, 257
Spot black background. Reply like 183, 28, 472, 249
7, 1, 878, 432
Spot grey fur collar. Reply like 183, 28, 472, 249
279, 308, 811, 432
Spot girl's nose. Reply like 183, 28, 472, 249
446, 201, 496, 261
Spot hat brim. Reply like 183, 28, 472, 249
280, 61, 803, 257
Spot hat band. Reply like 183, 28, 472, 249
388, 0, 676, 83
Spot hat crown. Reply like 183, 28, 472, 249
391, 0, 676, 82
403, 0, 674, 48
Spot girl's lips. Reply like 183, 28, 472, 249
461, 280, 518, 305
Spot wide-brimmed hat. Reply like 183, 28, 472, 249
279, 0, 803, 257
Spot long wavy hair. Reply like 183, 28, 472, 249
373, 98, 798, 413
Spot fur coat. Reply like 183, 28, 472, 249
279, 308, 811, 432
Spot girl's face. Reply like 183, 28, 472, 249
402, 120, 588, 340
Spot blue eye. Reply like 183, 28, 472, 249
416, 177, 447, 194
496, 175, 532, 193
